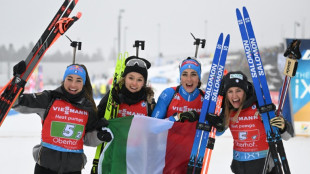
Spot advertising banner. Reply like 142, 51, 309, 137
284, 39, 310, 136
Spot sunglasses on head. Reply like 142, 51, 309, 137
126, 58, 147, 69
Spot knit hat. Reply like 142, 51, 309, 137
179, 57, 201, 80
63, 64, 86, 85
122, 56, 151, 81
222, 71, 249, 95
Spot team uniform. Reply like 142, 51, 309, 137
219, 71, 294, 174
97, 87, 152, 118
151, 85, 204, 173
227, 99, 293, 174
13, 87, 102, 173
152, 85, 204, 121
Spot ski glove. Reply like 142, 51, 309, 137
270, 116, 286, 132
96, 118, 109, 131
13, 60, 26, 76
178, 110, 199, 122
97, 127, 113, 142
206, 113, 224, 132
12, 60, 27, 93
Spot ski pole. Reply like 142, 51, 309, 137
277, 39, 301, 116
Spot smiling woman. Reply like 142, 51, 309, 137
91, 56, 155, 173
63, 74, 84, 94
214, 71, 294, 174
11, 62, 112, 174
96, 56, 154, 119
150, 57, 204, 173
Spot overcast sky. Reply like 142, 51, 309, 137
0, 0, 309, 60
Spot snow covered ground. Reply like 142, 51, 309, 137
1, 58, 309, 173
1, 112, 310, 174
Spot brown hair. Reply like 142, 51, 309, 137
79, 64, 97, 112
223, 91, 246, 128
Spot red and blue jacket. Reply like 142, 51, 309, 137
151, 86, 204, 121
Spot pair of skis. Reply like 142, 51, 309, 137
237, 7, 290, 174
187, 33, 230, 174
104, 52, 127, 120
0, 0, 81, 126
91, 52, 127, 174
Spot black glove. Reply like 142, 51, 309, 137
179, 110, 199, 122
270, 116, 286, 132
111, 87, 121, 104
96, 119, 109, 131
206, 113, 224, 132
97, 128, 112, 142
13, 60, 26, 76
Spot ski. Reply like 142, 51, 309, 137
0, 0, 80, 126
91, 53, 126, 174
200, 35, 230, 174
104, 53, 127, 120
236, 6, 290, 174
187, 33, 230, 174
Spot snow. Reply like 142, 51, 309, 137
1, 58, 309, 173
1, 113, 310, 173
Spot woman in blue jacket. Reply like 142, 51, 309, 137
151, 57, 203, 173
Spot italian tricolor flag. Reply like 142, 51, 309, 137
98, 115, 196, 174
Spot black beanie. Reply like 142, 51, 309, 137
122, 56, 151, 81
222, 71, 249, 95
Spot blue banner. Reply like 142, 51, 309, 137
285, 38, 310, 135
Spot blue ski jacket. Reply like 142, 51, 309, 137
151, 85, 203, 121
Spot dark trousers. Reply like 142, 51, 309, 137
34, 163, 81, 174
231, 158, 272, 174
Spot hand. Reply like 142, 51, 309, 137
96, 119, 109, 131
97, 127, 113, 142
206, 113, 224, 132
111, 87, 120, 104
270, 116, 285, 131
13, 60, 26, 76
179, 110, 199, 122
